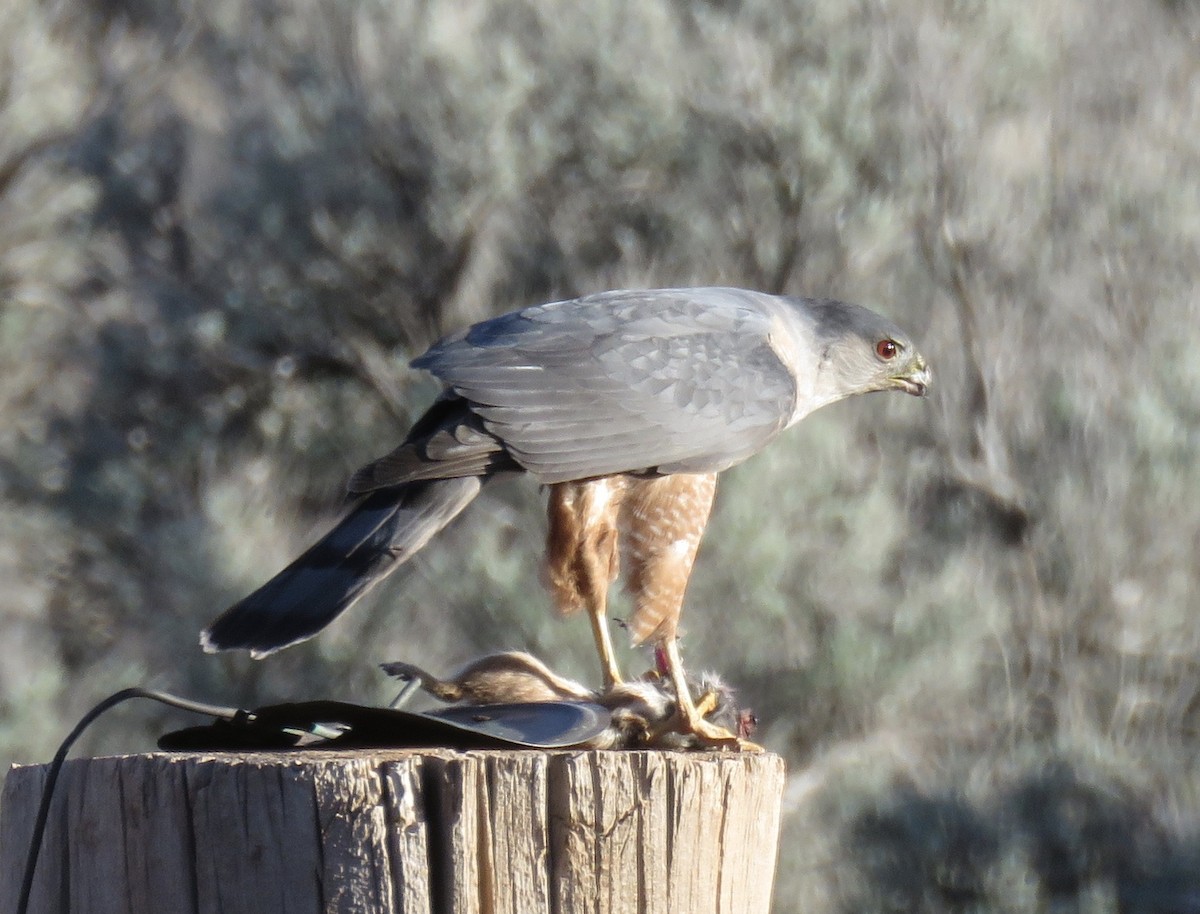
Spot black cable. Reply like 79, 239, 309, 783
16, 687, 243, 914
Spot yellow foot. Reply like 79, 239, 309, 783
655, 637, 763, 750
644, 688, 763, 751
682, 715, 764, 752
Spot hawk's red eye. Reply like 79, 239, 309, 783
876, 339, 899, 360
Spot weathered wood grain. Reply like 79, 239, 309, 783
0, 750, 784, 914
0, 761, 47, 914
380, 759, 433, 914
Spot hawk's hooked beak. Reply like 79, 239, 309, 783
890, 354, 931, 398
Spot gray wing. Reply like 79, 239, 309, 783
411, 288, 799, 483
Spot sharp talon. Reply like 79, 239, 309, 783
694, 725, 763, 753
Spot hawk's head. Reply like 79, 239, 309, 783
809, 299, 931, 401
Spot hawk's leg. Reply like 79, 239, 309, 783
581, 531, 624, 687
621, 473, 759, 750
545, 479, 627, 688
661, 638, 762, 751
621, 474, 717, 645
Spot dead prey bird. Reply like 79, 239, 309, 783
382, 650, 756, 750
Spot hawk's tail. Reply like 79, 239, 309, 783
200, 476, 484, 657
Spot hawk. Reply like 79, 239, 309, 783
202, 287, 930, 746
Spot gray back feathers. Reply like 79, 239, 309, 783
411, 287, 915, 482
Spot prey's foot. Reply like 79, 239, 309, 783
381, 651, 593, 705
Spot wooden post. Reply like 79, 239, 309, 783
0, 750, 784, 914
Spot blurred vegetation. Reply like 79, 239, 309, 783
2, 0, 1199, 910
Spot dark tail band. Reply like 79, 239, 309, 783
201, 476, 484, 657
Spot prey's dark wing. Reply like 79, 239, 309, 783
411, 288, 799, 483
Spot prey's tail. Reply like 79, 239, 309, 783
201, 476, 484, 657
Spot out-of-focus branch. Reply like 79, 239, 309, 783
917, 120, 1029, 541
